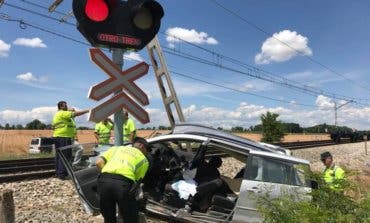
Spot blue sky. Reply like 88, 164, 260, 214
1, 0, 370, 130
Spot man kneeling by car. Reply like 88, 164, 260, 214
96, 137, 150, 223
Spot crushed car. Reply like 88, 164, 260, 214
58, 123, 315, 223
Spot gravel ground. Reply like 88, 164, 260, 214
292, 141, 370, 192
292, 141, 370, 173
0, 157, 243, 223
1, 142, 369, 222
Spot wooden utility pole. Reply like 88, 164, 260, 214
0, 190, 14, 223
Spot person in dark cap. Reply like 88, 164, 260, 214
96, 137, 150, 223
320, 151, 345, 191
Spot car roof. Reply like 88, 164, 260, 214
172, 123, 287, 153
149, 123, 309, 164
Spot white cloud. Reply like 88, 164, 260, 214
16, 72, 48, 83
315, 95, 335, 109
166, 27, 218, 46
255, 30, 312, 64
0, 39, 11, 57
2, 95, 370, 130
13, 37, 47, 48
0, 107, 90, 127
168, 43, 175, 49
0, 107, 56, 125
124, 52, 143, 62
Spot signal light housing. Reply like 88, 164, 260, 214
73, 0, 164, 50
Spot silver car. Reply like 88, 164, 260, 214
58, 123, 314, 223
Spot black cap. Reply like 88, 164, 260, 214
320, 151, 332, 160
132, 137, 151, 152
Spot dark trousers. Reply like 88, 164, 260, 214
54, 137, 72, 179
98, 174, 138, 223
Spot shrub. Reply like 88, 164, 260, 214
257, 171, 370, 223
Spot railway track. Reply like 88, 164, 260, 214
0, 157, 54, 173
0, 158, 55, 183
274, 139, 349, 150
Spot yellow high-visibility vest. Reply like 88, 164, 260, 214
101, 146, 148, 182
123, 118, 136, 142
95, 122, 113, 144
52, 110, 76, 138
323, 165, 345, 190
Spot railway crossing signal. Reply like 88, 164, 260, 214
72, 0, 164, 50
88, 48, 150, 124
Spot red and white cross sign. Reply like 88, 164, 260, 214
88, 48, 150, 124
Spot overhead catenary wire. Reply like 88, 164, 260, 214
2, 2, 370, 108
208, 0, 370, 92
4, 1, 370, 105
169, 70, 317, 107
3, 2, 75, 26
19, 0, 73, 18
0, 14, 87, 46
0, 13, 320, 108
159, 31, 370, 103
162, 46, 370, 107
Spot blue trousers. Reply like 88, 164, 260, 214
54, 137, 72, 179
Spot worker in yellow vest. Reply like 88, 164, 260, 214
94, 118, 113, 145
96, 137, 150, 223
320, 151, 345, 191
52, 101, 89, 180
122, 110, 137, 143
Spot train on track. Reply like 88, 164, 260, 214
330, 129, 370, 143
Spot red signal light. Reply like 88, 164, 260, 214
85, 0, 109, 22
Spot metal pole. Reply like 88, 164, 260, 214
365, 135, 368, 155
334, 100, 353, 127
112, 49, 124, 146
334, 101, 337, 126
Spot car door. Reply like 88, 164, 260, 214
57, 143, 101, 215
232, 154, 311, 223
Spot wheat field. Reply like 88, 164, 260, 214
0, 129, 330, 155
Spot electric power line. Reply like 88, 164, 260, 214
2, 1, 370, 108
0, 14, 87, 46
208, 0, 370, 92
20, 0, 72, 18
160, 31, 370, 103
0, 13, 321, 108
3, 2, 75, 26
5, 1, 370, 105
169, 70, 317, 107
162, 46, 370, 107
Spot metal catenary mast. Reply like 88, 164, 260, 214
146, 36, 186, 129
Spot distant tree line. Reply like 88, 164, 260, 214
0, 119, 49, 130
0, 118, 358, 134
0, 119, 92, 130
